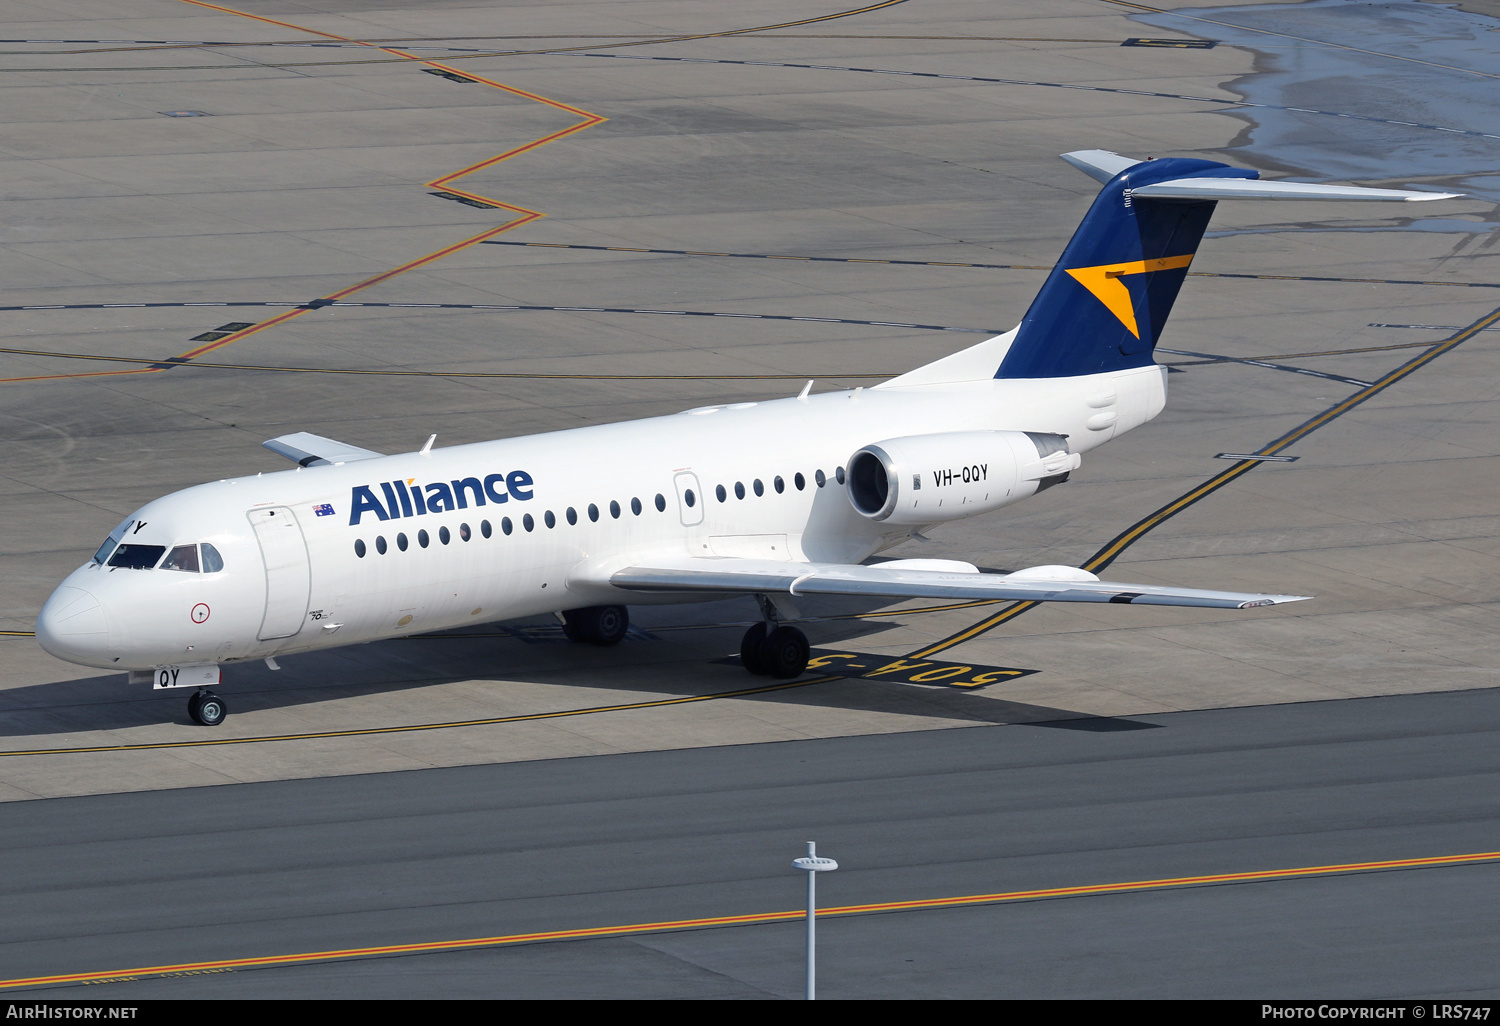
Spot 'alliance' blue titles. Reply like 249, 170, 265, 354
348, 471, 534, 525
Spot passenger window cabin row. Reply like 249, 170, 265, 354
86, 469, 854, 568
354, 468, 846, 558
357, 492, 662, 558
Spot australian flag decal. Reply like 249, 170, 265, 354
313, 503, 335, 517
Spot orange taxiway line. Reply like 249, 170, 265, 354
15, 3, 919, 384
168, 2, 606, 359
0, 366, 164, 385
5, 848, 1497, 990
3, 1, 606, 382
170, 220, 549, 361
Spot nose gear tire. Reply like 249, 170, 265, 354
189, 690, 227, 726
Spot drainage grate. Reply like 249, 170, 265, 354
188, 322, 255, 342
1121, 37, 1217, 49
422, 68, 475, 84
429, 191, 498, 209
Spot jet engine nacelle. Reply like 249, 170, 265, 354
846, 430, 1081, 524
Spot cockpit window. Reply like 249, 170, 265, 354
92, 519, 133, 564
161, 544, 200, 573
201, 543, 224, 573
107, 544, 166, 570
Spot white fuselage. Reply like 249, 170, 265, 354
36, 364, 1166, 673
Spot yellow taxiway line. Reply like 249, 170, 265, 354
911, 302, 1500, 658
0, 677, 836, 758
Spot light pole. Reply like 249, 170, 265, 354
792, 840, 838, 1000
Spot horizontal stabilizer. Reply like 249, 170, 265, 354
611, 556, 1309, 610
1132, 178, 1460, 202
993, 150, 1465, 382
263, 431, 385, 467
1062, 149, 1460, 201
1060, 149, 1145, 184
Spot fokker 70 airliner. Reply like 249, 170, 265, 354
36, 151, 1457, 725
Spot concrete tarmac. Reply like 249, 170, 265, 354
1, 0, 1496, 800
0, 0, 1498, 997
4, 685, 1500, 998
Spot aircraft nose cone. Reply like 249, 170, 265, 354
36, 585, 111, 665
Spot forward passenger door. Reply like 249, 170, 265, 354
247, 506, 311, 640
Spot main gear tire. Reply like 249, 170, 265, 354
760, 625, 809, 679
561, 609, 590, 643
590, 605, 629, 646
740, 622, 769, 675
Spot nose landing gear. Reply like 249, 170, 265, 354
739, 594, 809, 679
560, 605, 630, 646
188, 690, 227, 726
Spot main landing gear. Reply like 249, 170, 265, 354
188, 690, 227, 726
740, 595, 809, 679
561, 605, 630, 646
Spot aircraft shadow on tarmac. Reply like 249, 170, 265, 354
2, 596, 1158, 738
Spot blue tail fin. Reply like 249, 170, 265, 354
996, 157, 1255, 379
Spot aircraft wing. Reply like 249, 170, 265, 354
262, 431, 385, 467
610, 556, 1309, 610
